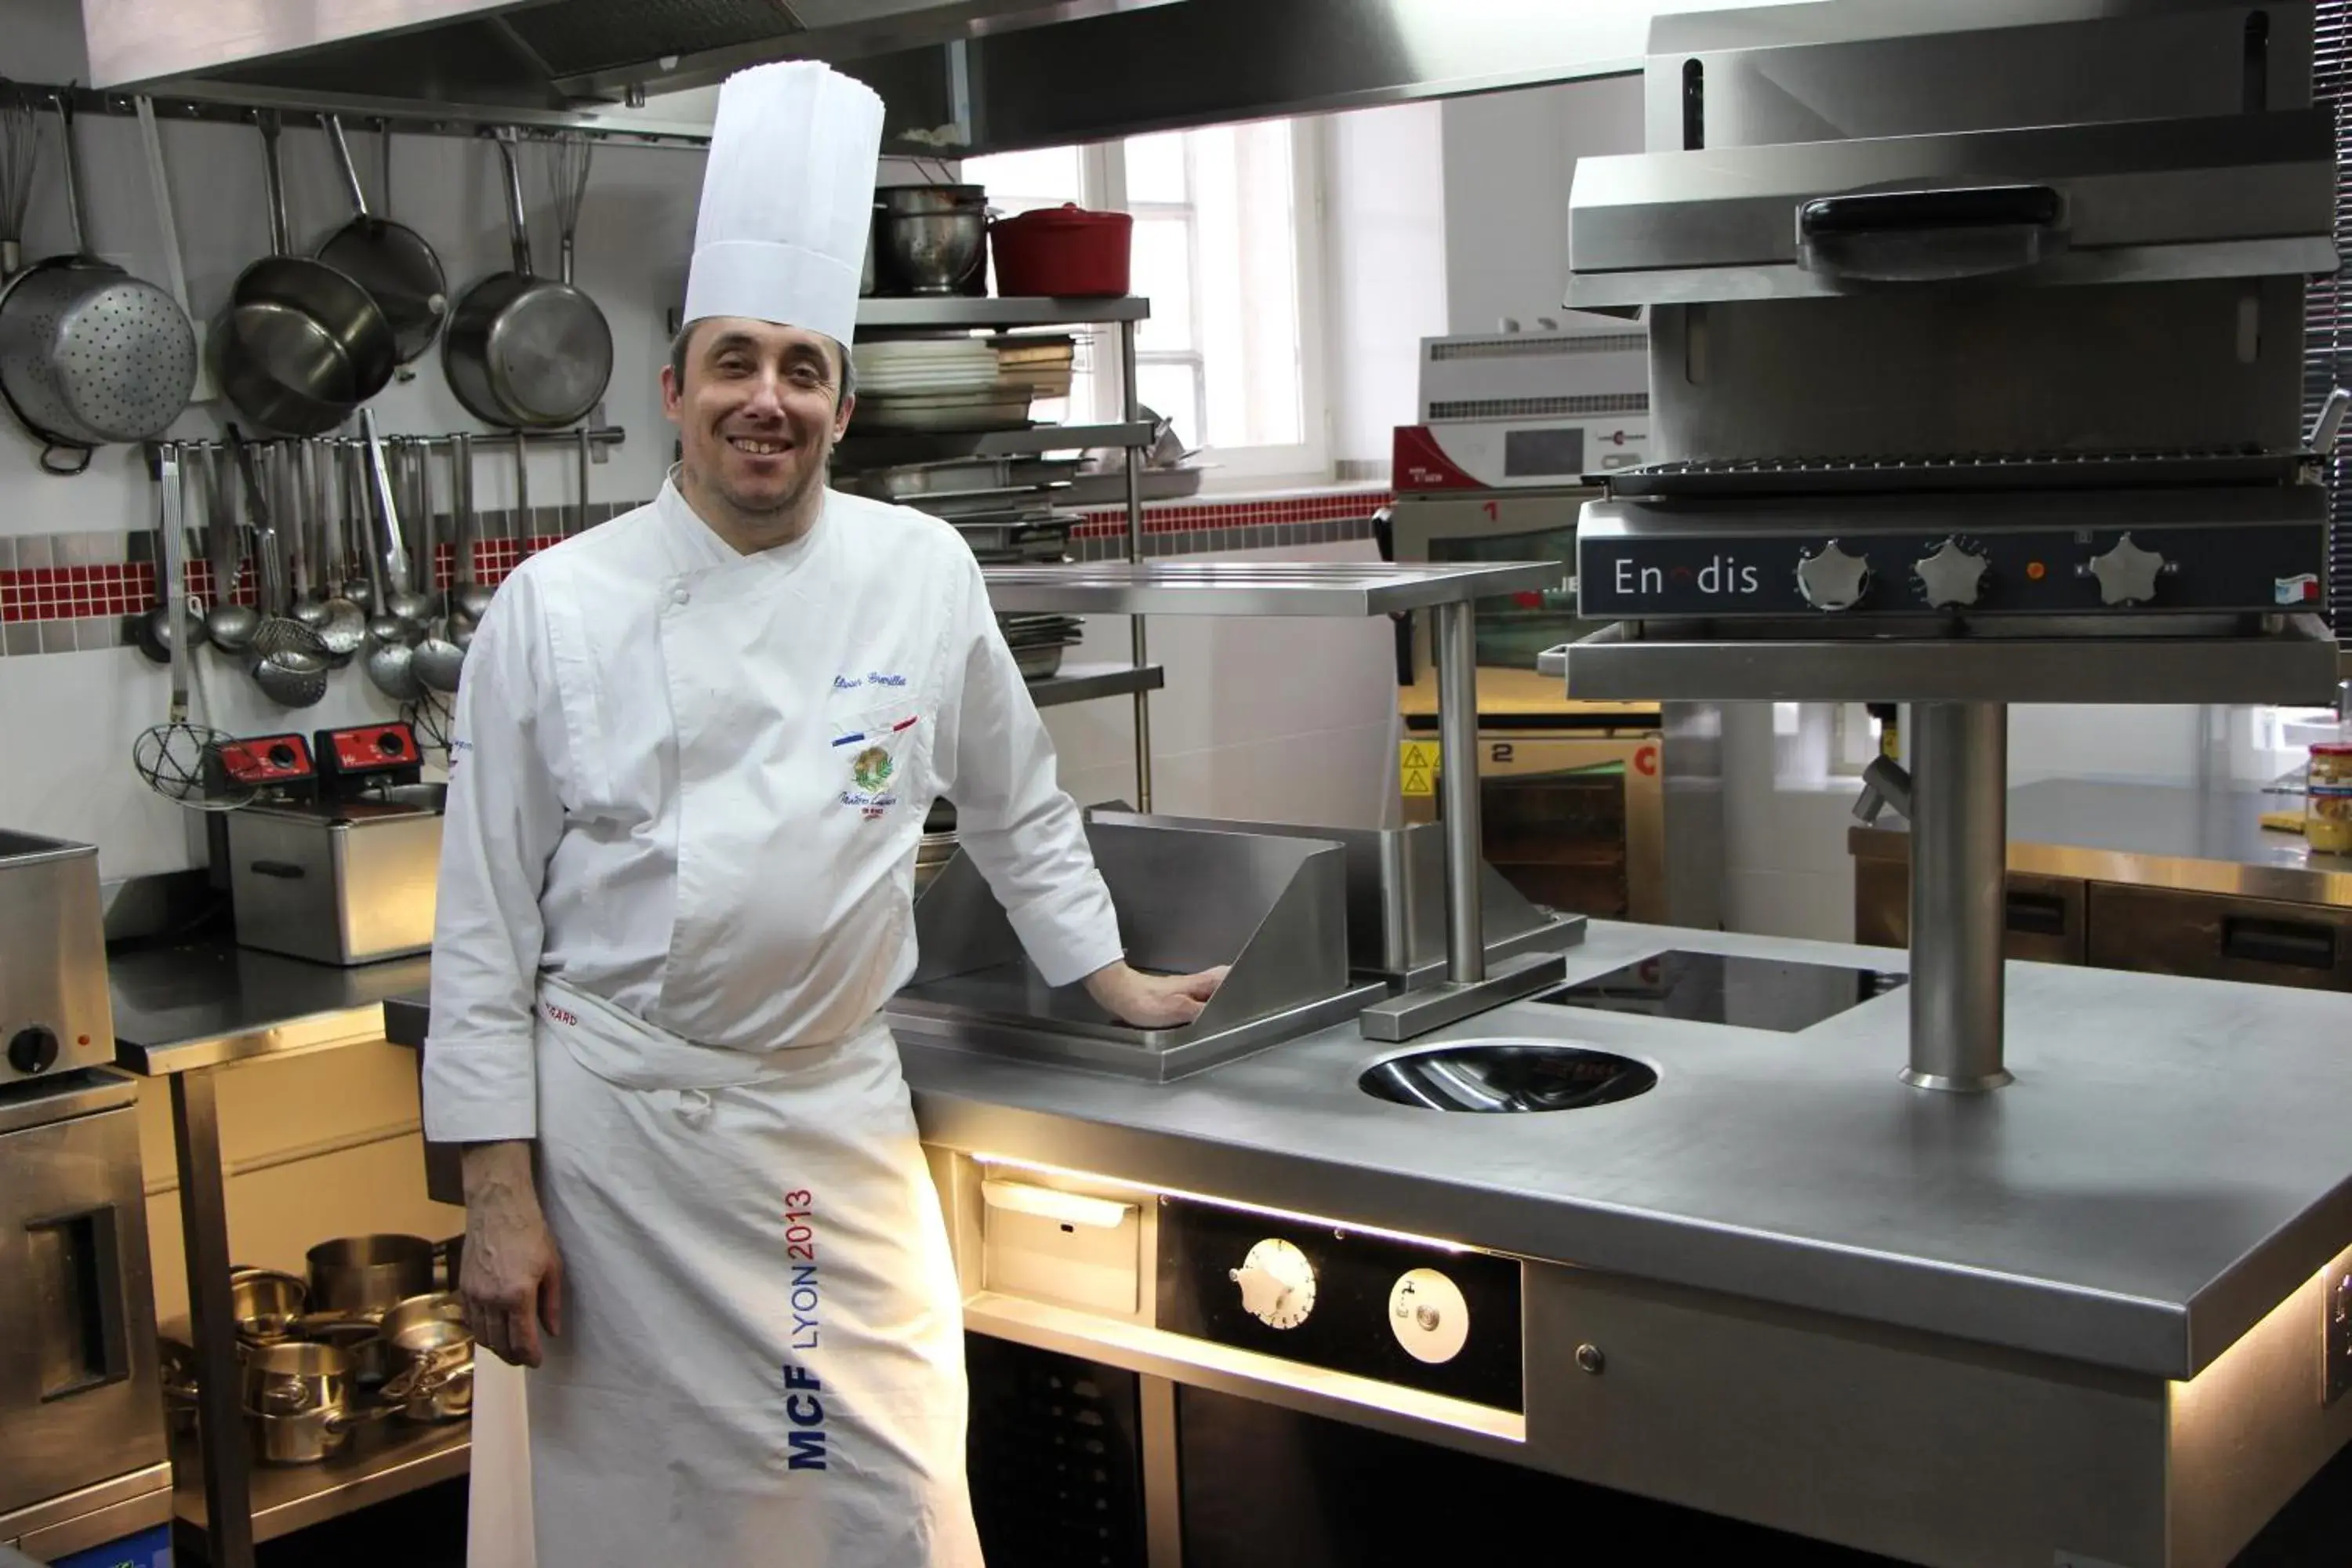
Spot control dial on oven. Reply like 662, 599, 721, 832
1913, 537, 1990, 608
7, 1025, 60, 1075
2086, 534, 2168, 606
1388, 1267, 1471, 1365
1795, 540, 1871, 611
1230, 1238, 1317, 1330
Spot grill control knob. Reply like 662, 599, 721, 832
2087, 534, 2167, 606
1795, 540, 1871, 611
8, 1026, 60, 1076
1229, 1238, 1316, 1330
1913, 538, 1990, 608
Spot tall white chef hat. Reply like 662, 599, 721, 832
681, 60, 884, 350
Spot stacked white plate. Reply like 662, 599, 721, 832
853, 339, 1000, 396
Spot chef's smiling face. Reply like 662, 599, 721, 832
662, 316, 855, 550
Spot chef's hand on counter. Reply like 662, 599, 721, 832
1084, 960, 1229, 1028
459, 1141, 565, 1368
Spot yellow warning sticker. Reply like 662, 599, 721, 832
1402, 767, 1434, 797
1399, 742, 1435, 772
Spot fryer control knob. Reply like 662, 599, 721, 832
8, 1026, 59, 1075
1913, 538, 1990, 608
2087, 534, 2167, 606
1795, 540, 1871, 612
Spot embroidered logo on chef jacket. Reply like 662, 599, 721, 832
832, 713, 918, 818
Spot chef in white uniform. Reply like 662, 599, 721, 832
423, 60, 1221, 1567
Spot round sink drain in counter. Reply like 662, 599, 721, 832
1359, 1041, 1657, 1113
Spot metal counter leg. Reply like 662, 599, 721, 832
172, 1067, 256, 1568
1903, 701, 2013, 1092
1139, 1374, 1182, 1568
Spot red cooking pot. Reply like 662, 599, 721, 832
990, 204, 1134, 298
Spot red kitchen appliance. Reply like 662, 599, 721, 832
989, 205, 1134, 297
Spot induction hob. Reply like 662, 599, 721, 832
1530, 949, 1904, 1033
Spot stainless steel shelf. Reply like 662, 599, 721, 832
982, 561, 1562, 618
857, 296, 1151, 328
172, 1418, 470, 1545
1541, 620, 2344, 703
1024, 662, 1165, 708
834, 422, 1156, 467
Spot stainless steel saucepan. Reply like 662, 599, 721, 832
212, 112, 397, 437
442, 129, 612, 430
315, 114, 446, 366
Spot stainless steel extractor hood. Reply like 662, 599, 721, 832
79, 1, 1174, 102
79, 0, 1790, 151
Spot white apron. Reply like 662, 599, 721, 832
523, 978, 979, 1567
466, 506, 982, 1567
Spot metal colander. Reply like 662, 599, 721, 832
0, 93, 195, 471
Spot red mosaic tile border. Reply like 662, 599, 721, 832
1069, 489, 1392, 539
0, 490, 1389, 632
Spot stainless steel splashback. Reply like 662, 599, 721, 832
894, 818, 1376, 1080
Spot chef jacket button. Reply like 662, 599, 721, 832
670, 585, 691, 606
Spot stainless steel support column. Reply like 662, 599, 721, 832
173, 1067, 256, 1568
1120, 319, 1153, 812
1903, 701, 2013, 1092
1434, 598, 1486, 985
1358, 597, 1565, 1040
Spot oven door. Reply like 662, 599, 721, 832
0, 1088, 165, 1523
1386, 490, 1599, 670
1402, 731, 1667, 924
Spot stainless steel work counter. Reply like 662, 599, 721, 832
1851, 777, 2352, 907
903, 920, 2352, 1381
105, 938, 436, 1568
108, 940, 430, 1075
374, 920, 2352, 1381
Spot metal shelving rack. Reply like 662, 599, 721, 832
847, 296, 1161, 807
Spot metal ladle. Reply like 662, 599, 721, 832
311, 438, 368, 665
359, 411, 423, 702
227, 424, 332, 708
286, 442, 332, 634
448, 432, 493, 626
136, 445, 206, 662
378, 435, 433, 632
201, 447, 260, 654
412, 444, 466, 694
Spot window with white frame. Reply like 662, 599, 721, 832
967, 120, 1330, 485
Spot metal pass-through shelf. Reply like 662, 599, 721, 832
981, 560, 1563, 617
855, 296, 1152, 329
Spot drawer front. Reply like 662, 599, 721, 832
2086, 884, 2352, 991
1852, 859, 2085, 964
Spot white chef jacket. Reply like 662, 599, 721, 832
422, 479, 1122, 1144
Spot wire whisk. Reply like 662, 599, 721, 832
543, 131, 593, 286
0, 78, 43, 278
